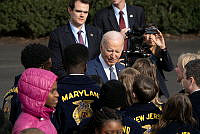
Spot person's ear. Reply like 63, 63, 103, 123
95, 128, 100, 134
100, 44, 103, 52
68, 7, 72, 14
190, 77, 196, 87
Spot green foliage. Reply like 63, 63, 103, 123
0, 0, 199, 38
0, 0, 68, 38
133, 0, 200, 34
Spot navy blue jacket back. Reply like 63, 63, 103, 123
124, 102, 162, 133
155, 121, 200, 134
54, 75, 100, 134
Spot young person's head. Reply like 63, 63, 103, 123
182, 59, 200, 94
20, 128, 44, 134
175, 53, 199, 83
63, 44, 89, 74
68, 0, 90, 29
18, 68, 58, 118
100, 80, 127, 109
93, 107, 123, 134
132, 58, 157, 84
132, 75, 158, 103
21, 43, 51, 70
132, 58, 161, 104
156, 94, 196, 129
119, 67, 140, 106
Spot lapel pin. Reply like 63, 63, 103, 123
90, 33, 94, 37
129, 14, 134, 18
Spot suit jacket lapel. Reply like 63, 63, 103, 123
57, 23, 76, 57
108, 6, 120, 31
127, 5, 136, 29
115, 63, 122, 76
86, 25, 95, 54
65, 23, 76, 42
95, 57, 108, 83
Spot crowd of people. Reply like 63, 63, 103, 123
1, 0, 200, 134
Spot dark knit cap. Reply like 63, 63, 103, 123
100, 80, 127, 109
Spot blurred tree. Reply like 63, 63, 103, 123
0, 0, 199, 38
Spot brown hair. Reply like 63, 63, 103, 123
132, 58, 162, 105
68, 0, 90, 9
132, 75, 158, 103
119, 67, 140, 106
132, 58, 157, 84
154, 94, 196, 131
185, 59, 200, 87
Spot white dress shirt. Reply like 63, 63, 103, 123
99, 54, 118, 80
69, 22, 88, 48
112, 4, 129, 29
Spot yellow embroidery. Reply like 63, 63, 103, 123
72, 100, 94, 125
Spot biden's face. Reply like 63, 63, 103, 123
100, 39, 123, 66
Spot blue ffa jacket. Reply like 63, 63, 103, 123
118, 111, 143, 134
124, 102, 162, 133
54, 75, 100, 134
155, 121, 200, 134
189, 90, 200, 129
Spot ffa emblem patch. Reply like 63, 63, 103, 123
72, 100, 94, 125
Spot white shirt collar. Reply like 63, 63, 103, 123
69, 74, 85, 75
112, 3, 127, 16
69, 22, 88, 47
99, 54, 110, 69
99, 54, 118, 80
191, 89, 200, 94
69, 22, 86, 34
112, 4, 128, 28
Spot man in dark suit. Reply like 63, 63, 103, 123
48, 0, 102, 77
183, 59, 200, 129
86, 31, 125, 83
93, 0, 145, 51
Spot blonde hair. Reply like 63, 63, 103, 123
119, 67, 140, 106
177, 53, 200, 72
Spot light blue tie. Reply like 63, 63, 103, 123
109, 66, 117, 80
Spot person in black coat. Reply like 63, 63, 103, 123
93, 0, 145, 51
48, 0, 102, 77
183, 59, 200, 129
142, 29, 174, 98
153, 94, 200, 134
